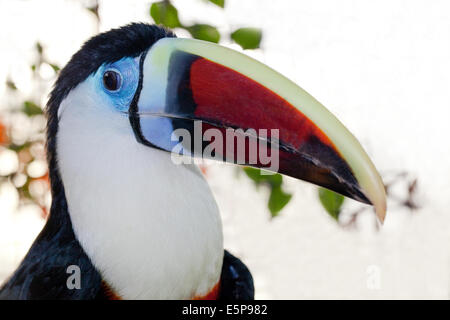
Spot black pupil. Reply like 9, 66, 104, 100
103, 71, 120, 91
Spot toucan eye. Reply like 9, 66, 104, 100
102, 70, 122, 92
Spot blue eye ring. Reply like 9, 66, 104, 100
102, 68, 123, 92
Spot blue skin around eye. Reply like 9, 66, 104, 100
92, 56, 187, 154
94, 57, 140, 112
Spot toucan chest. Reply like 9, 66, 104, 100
56, 91, 223, 298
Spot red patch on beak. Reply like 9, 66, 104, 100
189, 58, 336, 152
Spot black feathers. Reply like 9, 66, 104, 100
219, 251, 255, 300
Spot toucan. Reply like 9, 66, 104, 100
0, 23, 386, 300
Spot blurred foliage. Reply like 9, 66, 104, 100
318, 188, 344, 221
186, 24, 221, 43
243, 167, 292, 218
6, 79, 17, 91
231, 28, 262, 49
207, 0, 224, 8
149, 0, 262, 49
1, 40, 59, 218
150, 1, 181, 28
23, 101, 43, 117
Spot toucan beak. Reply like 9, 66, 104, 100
132, 38, 387, 222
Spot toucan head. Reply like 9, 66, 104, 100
48, 23, 386, 222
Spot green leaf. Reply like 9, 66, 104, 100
150, 1, 181, 28
8, 142, 31, 152
231, 28, 262, 49
6, 79, 17, 90
49, 63, 60, 73
187, 24, 220, 43
23, 101, 43, 116
268, 186, 292, 218
243, 167, 282, 187
86, 4, 100, 20
243, 167, 291, 217
243, 167, 263, 184
267, 173, 282, 188
208, 0, 225, 8
318, 187, 345, 221
36, 42, 43, 55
